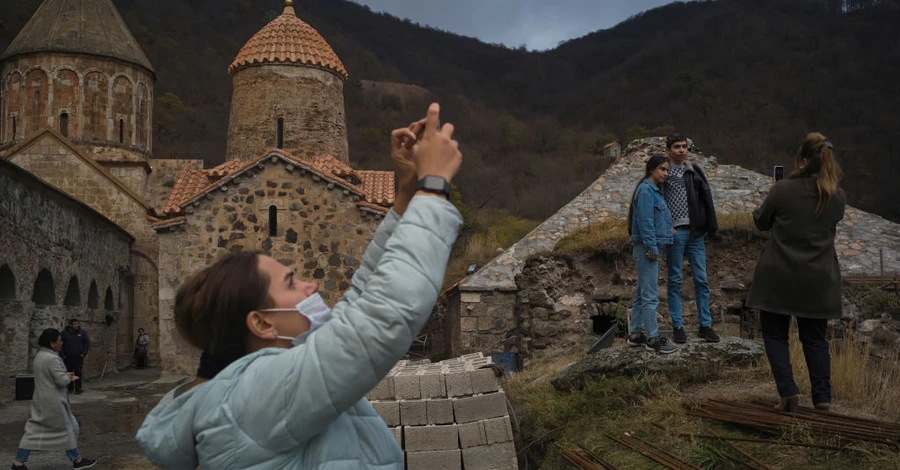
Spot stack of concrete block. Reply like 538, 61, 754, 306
367, 353, 519, 470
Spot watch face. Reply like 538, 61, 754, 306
424, 175, 444, 189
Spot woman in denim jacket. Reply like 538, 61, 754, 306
626, 155, 677, 354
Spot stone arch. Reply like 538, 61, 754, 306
112, 75, 133, 145
84, 71, 109, 141
136, 83, 150, 148
3, 71, 23, 142
87, 280, 99, 309
63, 275, 81, 306
32, 269, 55, 305
104, 286, 114, 311
0, 264, 15, 299
52, 68, 79, 137
24, 68, 49, 139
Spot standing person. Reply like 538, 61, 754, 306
134, 328, 150, 370
747, 133, 845, 412
627, 154, 677, 354
10, 328, 97, 469
136, 103, 463, 469
60, 319, 89, 394
662, 134, 720, 343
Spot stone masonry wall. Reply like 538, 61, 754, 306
9, 133, 160, 369
0, 159, 132, 399
226, 65, 348, 162
367, 353, 518, 470
1, 53, 153, 155
450, 291, 518, 357
156, 158, 381, 374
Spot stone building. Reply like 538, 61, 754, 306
445, 137, 900, 357
1, 0, 393, 378
0, 158, 133, 397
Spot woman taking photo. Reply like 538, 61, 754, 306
747, 132, 845, 412
627, 154, 677, 354
136, 103, 463, 469
10, 328, 96, 469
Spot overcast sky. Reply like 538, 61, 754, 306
351, 0, 678, 51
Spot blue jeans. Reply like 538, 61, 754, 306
15, 448, 80, 463
666, 228, 712, 328
630, 244, 661, 338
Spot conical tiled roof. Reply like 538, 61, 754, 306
228, 1, 347, 79
0, 0, 154, 75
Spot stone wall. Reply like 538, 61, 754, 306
448, 290, 518, 357
155, 157, 381, 374
1, 53, 153, 155
0, 158, 132, 398
7, 132, 160, 369
226, 65, 348, 162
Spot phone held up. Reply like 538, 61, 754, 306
773, 165, 785, 182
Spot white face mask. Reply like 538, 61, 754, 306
259, 293, 333, 346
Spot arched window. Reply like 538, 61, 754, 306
269, 205, 278, 236
60, 112, 69, 137
87, 281, 99, 308
32, 269, 55, 305
276, 117, 284, 149
63, 276, 81, 306
104, 287, 114, 311
119, 119, 124, 143
0, 264, 16, 299
12, 117, 17, 138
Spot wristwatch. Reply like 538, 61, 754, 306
416, 175, 451, 198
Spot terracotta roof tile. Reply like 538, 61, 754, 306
603, 141, 619, 150
228, 2, 348, 79
308, 154, 357, 180
162, 160, 250, 214
356, 170, 395, 206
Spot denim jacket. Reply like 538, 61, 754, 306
630, 178, 674, 254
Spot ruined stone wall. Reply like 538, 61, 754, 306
0, 159, 132, 398
450, 290, 517, 357
226, 66, 348, 162
8, 134, 160, 371
156, 159, 381, 374
1, 53, 153, 156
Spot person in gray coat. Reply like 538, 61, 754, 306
10, 328, 96, 469
747, 132, 846, 412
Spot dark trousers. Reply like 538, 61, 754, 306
760, 311, 831, 405
63, 355, 84, 392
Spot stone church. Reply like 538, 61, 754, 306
0, 0, 395, 385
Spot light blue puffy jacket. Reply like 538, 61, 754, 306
136, 196, 462, 469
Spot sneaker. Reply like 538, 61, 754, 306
626, 332, 647, 346
11, 464, 28, 470
672, 327, 688, 344
645, 336, 678, 354
74, 389, 83, 395
73, 458, 96, 469
699, 326, 720, 343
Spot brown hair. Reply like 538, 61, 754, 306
789, 132, 842, 216
174, 251, 272, 368
666, 134, 688, 150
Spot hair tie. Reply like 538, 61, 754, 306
824, 141, 833, 149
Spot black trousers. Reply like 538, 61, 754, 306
63, 355, 84, 392
760, 311, 831, 405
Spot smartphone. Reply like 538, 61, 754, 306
773, 165, 785, 181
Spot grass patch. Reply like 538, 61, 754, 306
508, 339, 900, 470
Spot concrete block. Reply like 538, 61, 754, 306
483, 417, 513, 444
400, 399, 428, 426
404, 424, 460, 451
427, 398, 454, 425
462, 442, 518, 470
367, 376, 394, 400
394, 374, 422, 399
390, 426, 403, 448
470, 368, 500, 394
420, 371, 447, 398
445, 371, 473, 397
372, 400, 400, 427
458, 421, 487, 448
406, 449, 462, 470
453, 392, 508, 423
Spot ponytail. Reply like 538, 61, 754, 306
789, 132, 842, 216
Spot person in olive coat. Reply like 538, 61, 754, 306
747, 132, 846, 412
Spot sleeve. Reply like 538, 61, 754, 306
696, 166, 718, 234
753, 183, 780, 231
51, 356, 72, 388
634, 186, 659, 254
228, 196, 462, 450
336, 208, 401, 311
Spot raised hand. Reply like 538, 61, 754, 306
390, 118, 427, 215
414, 103, 462, 183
